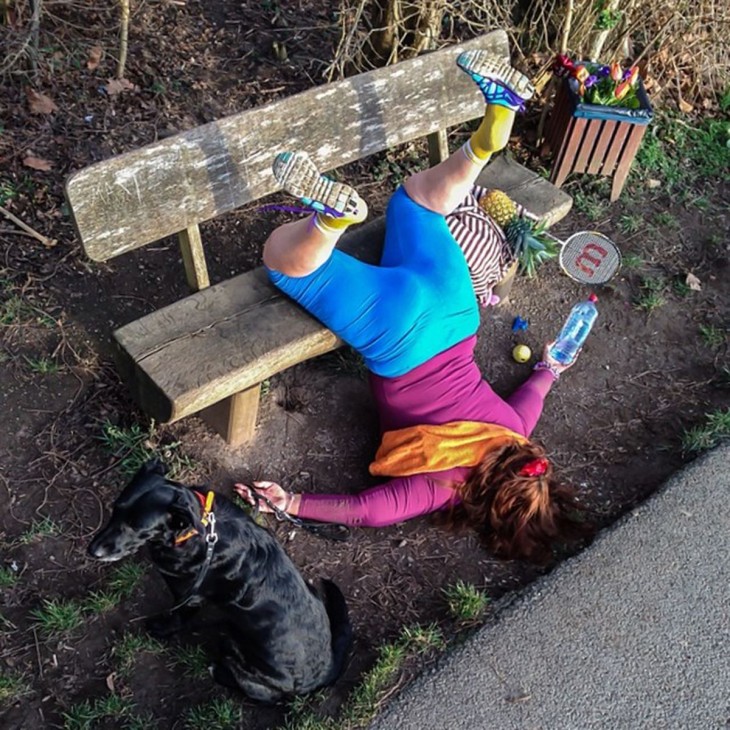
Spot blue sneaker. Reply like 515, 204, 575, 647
272, 151, 366, 221
457, 50, 535, 110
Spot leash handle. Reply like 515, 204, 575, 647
247, 487, 350, 542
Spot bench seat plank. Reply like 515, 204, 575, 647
113, 158, 572, 424
66, 31, 508, 262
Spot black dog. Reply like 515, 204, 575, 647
88, 460, 352, 703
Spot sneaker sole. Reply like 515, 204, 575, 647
272, 152, 360, 216
457, 50, 535, 101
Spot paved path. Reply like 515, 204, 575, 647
370, 443, 730, 730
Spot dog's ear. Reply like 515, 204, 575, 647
168, 490, 200, 530
144, 458, 168, 476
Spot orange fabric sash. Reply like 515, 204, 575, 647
369, 421, 528, 477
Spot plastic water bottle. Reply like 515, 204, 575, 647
549, 294, 599, 366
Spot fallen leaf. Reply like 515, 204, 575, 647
105, 78, 138, 96
27, 89, 58, 115
87, 45, 103, 71
685, 273, 701, 291
23, 155, 53, 171
678, 97, 693, 114
105, 673, 116, 693
646, 178, 661, 189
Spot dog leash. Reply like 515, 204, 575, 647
168, 490, 219, 612
247, 488, 350, 542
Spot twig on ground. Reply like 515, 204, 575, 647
0, 205, 57, 248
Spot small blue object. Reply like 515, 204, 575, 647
512, 316, 529, 333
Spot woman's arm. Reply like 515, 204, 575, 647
505, 341, 579, 436
234, 474, 460, 527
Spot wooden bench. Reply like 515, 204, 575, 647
64, 29, 572, 446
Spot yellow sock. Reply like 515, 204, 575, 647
313, 200, 368, 233
467, 104, 516, 161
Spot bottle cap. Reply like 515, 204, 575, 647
588, 293, 598, 302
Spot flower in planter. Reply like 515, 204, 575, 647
554, 55, 643, 109
479, 190, 558, 278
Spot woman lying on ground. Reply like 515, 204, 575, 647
235, 50, 589, 564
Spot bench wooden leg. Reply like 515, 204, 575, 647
201, 385, 260, 446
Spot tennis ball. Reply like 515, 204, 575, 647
512, 344, 531, 363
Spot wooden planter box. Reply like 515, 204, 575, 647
547, 77, 653, 202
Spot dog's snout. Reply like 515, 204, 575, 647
87, 531, 120, 561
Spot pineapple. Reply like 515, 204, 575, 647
480, 188, 558, 278
479, 189, 517, 228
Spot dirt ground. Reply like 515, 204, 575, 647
1, 2, 728, 729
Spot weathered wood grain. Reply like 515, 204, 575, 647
66, 31, 509, 262
112, 157, 572, 424
178, 224, 210, 291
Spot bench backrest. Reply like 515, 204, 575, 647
65, 30, 508, 274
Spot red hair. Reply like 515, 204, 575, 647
434, 441, 591, 564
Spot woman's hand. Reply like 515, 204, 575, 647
233, 481, 296, 514
541, 341, 579, 376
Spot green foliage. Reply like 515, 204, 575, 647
18, 516, 60, 544
634, 113, 730, 194
505, 217, 559, 278
113, 633, 165, 676
621, 253, 644, 270
24, 355, 61, 374
183, 698, 243, 730
0, 567, 18, 589
443, 580, 490, 622
62, 694, 137, 730
681, 409, 730, 454
618, 213, 642, 235
634, 277, 666, 312
98, 419, 195, 479
699, 324, 726, 349
595, 7, 622, 30
31, 598, 85, 637
572, 185, 608, 221
173, 643, 210, 678
282, 623, 445, 730
653, 211, 677, 229
0, 671, 32, 706
84, 562, 144, 614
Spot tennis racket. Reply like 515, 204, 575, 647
545, 230, 622, 285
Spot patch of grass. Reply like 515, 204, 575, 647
18, 515, 60, 544
24, 355, 61, 375
681, 408, 730, 454
98, 419, 195, 479
0, 295, 29, 325
672, 278, 692, 297
399, 623, 445, 650
0, 566, 18, 589
0, 181, 17, 206
572, 187, 607, 222
634, 112, 730, 194
652, 211, 678, 229
443, 580, 490, 623
62, 694, 136, 730
340, 641, 407, 727
634, 277, 666, 313
31, 598, 85, 638
621, 253, 644, 270
618, 213, 643, 235
173, 642, 210, 678
699, 324, 726, 350
113, 633, 165, 675
183, 697, 243, 730
84, 562, 145, 613
0, 670, 32, 705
